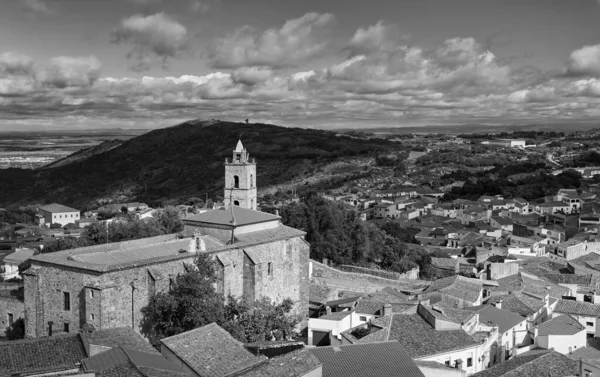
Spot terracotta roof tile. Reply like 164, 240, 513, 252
533, 314, 585, 336
555, 299, 600, 317
471, 351, 577, 377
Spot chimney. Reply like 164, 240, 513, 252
495, 300, 502, 309
326, 306, 332, 315
383, 303, 392, 316
275, 209, 280, 217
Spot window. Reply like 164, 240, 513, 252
359, 316, 367, 321
234, 200, 240, 206
444, 360, 451, 366
63, 292, 70, 311
90, 314, 95, 321
268, 262, 273, 276
7, 313, 13, 327
467, 357, 473, 367
236, 153, 241, 162
250, 174, 254, 187
90, 290, 94, 298
585, 369, 592, 377
63, 322, 69, 333
234, 175, 240, 188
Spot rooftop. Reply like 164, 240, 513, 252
82, 346, 185, 377
388, 313, 478, 358
39, 203, 79, 213
422, 275, 483, 302
0, 334, 87, 375
567, 346, 600, 361
310, 341, 425, 377
160, 323, 267, 377
487, 293, 545, 317
240, 349, 321, 377
318, 311, 353, 321
534, 314, 585, 336
465, 305, 525, 333
82, 327, 159, 355
491, 216, 513, 226
470, 351, 577, 377
184, 205, 280, 227
555, 299, 600, 317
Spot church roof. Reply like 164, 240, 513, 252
184, 205, 280, 227
235, 139, 244, 152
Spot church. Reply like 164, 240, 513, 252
23, 141, 310, 338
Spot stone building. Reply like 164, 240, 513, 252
223, 140, 257, 210
23, 141, 309, 338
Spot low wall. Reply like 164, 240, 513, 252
337, 264, 419, 280
310, 260, 428, 290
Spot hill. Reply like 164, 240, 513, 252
0, 120, 400, 209
39, 139, 125, 170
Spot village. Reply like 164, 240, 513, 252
1, 139, 600, 377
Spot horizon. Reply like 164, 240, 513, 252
1, 0, 600, 130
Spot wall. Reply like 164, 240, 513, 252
543, 331, 587, 354
25, 234, 310, 337
310, 260, 426, 288
563, 242, 600, 261
43, 210, 80, 227
416, 345, 483, 375
337, 265, 418, 281
417, 364, 465, 377
0, 295, 24, 332
487, 263, 519, 280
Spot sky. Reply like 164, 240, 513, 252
1, 0, 600, 130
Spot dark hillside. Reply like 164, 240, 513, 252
0, 120, 399, 209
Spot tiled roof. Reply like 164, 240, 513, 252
567, 346, 600, 361
471, 351, 578, 377
0, 334, 87, 375
39, 203, 79, 213
82, 327, 160, 355
388, 314, 478, 358
240, 349, 322, 377
310, 341, 425, 377
318, 311, 353, 321
4, 248, 36, 264
491, 216, 513, 226
421, 303, 476, 324
555, 299, 600, 317
325, 296, 361, 307
82, 347, 185, 377
464, 305, 525, 333
354, 299, 384, 315
184, 206, 280, 227
568, 252, 600, 272
487, 293, 545, 316
160, 323, 267, 377
534, 314, 585, 336
423, 275, 482, 302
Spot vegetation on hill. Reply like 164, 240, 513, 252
0, 120, 399, 209
141, 253, 300, 349
279, 192, 445, 278
39, 139, 124, 170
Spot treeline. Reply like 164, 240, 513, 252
442, 164, 582, 202
39, 207, 184, 254
0, 207, 38, 225
279, 193, 446, 277
458, 131, 565, 139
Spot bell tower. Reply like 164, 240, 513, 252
224, 140, 257, 210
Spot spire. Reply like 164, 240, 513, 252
235, 140, 244, 152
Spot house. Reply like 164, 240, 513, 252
419, 275, 488, 309
465, 304, 528, 362
310, 341, 425, 377
535, 201, 570, 215
458, 206, 491, 225
531, 314, 587, 354
490, 217, 514, 232
430, 257, 459, 277
387, 312, 494, 374
487, 293, 553, 329
373, 203, 397, 219
470, 350, 578, 377
552, 299, 600, 337
38, 203, 80, 227
160, 323, 268, 377
241, 348, 322, 377
2, 247, 35, 280
568, 348, 600, 377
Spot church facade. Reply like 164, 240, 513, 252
23, 141, 309, 338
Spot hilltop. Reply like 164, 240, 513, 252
0, 120, 400, 209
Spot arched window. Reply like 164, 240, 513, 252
250, 174, 254, 188
234, 175, 239, 188
234, 200, 240, 206
250, 199, 254, 209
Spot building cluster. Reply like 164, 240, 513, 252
4, 141, 600, 376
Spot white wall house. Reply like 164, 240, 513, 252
532, 314, 587, 355
38, 203, 80, 227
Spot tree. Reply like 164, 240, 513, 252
155, 206, 184, 234
140, 253, 226, 348
5, 317, 25, 340
49, 223, 62, 229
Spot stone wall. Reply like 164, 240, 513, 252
25, 234, 310, 337
337, 264, 419, 280
0, 293, 24, 333
310, 260, 427, 290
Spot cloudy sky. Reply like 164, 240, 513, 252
1, 0, 600, 130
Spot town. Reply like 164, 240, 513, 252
2, 133, 600, 377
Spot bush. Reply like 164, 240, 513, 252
350, 325, 371, 339
49, 223, 62, 229
5, 317, 25, 340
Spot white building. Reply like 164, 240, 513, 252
38, 203, 80, 227
532, 314, 587, 355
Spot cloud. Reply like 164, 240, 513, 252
112, 13, 188, 71
207, 12, 335, 69
566, 44, 600, 76
0, 52, 35, 76
189, 0, 221, 15
125, 0, 162, 5
35, 56, 101, 88
231, 67, 273, 85
347, 21, 405, 55
22, 0, 52, 14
